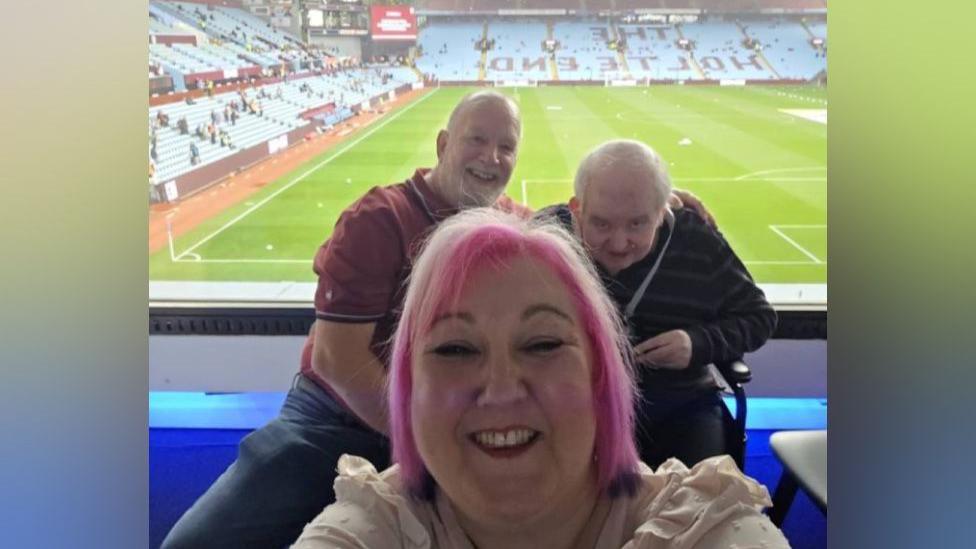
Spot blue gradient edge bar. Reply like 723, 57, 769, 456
149, 392, 827, 431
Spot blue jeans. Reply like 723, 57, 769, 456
161, 374, 390, 549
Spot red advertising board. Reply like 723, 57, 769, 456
370, 5, 417, 41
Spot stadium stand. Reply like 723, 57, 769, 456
150, 67, 417, 184
165, 1, 302, 50
616, 24, 692, 81
484, 21, 550, 82
678, 21, 771, 80
411, 16, 824, 83
522, 0, 582, 8
806, 20, 827, 39
760, 0, 826, 8
415, 22, 484, 81
742, 18, 826, 79
551, 20, 617, 81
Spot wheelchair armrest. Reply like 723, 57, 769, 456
714, 359, 752, 385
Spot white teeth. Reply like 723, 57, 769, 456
473, 429, 536, 449
468, 168, 496, 181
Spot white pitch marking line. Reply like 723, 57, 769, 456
743, 260, 823, 265
673, 177, 825, 182
521, 179, 528, 205
769, 225, 824, 264
171, 89, 440, 261
173, 258, 308, 264
734, 167, 826, 181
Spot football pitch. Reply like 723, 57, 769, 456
150, 85, 826, 289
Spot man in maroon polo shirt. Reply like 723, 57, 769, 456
163, 91, 530, 549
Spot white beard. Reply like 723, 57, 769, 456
457, 178, 504, 208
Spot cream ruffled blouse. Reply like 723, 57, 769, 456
293, 454, 790, 548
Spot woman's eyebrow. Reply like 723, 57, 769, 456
522, 303, 574, 323
429, 311, 474, 330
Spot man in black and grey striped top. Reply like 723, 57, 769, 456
539, 139, 777, 469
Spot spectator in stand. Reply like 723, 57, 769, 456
230, 110, 238, 126
178, 116, 189, 135
538, 140, 775, 469
210, 110, 219, 125
189, 142, 200, 165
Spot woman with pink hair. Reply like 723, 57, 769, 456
294, 208, 787, 548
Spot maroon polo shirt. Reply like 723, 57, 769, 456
299, 168, 532, 419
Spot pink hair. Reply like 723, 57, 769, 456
388, 208, 640, 500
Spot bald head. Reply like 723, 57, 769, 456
446, 90, 522, 138
574, 139, 672, 210
569, 140, 673, 275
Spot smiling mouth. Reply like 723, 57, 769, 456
465, 167, 499, 183
469, 428, 541, 458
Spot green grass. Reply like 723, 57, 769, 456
150, 85, 826, 284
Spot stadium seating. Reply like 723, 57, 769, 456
484, 21, 549, 82
806, 20, 827, 39
551, 21, 616, 81
742, 18, 825, 79
521, 0, 579, 8
678, 21, 771, 80
150, 68, 418, 183
412, 17, 826, 83
415, 22, 484, 81
150, 43, 213, 74
164, 1, 301, 50
616, 24, 692, 80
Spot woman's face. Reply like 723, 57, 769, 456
410, 256, 597, 525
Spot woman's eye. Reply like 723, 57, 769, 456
525, 339, 564, 354
431, 343, 478, 357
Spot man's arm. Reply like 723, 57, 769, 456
311, 319, 388, 435
685, 240, 777, 367
634, 224, 776, 370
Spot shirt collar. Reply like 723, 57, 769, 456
408, 168, 459, 222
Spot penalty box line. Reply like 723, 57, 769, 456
769, 225, 826, 264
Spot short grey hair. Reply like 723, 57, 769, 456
573, 139, 672, 209
446, 90, 522, 137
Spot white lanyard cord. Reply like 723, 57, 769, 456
624, 208, 674, 319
